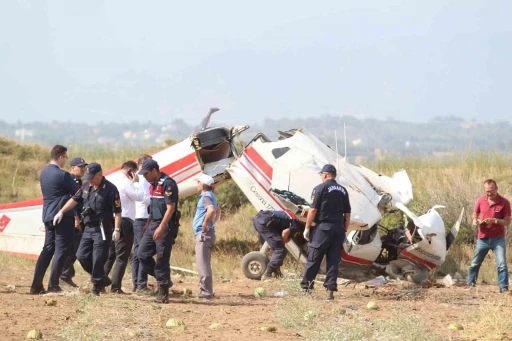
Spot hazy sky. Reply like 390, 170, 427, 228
1, 0, 510, 125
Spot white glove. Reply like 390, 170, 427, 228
112, 229, 121, 242
53, 212, 63, 226
303, 228, 310, 241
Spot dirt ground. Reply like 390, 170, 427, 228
0, 268, 511, 341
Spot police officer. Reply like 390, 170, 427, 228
60, 157, 88, 288
54, 162, 122, 295
300, 164, 351, 300
137, 159, 180, 304
252, 210, 304, 280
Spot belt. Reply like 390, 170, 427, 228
85, 222, 101, 228
122, 217, 134, 224
135, 218, 147, 222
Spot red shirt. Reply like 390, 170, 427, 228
474, 194, 511, 238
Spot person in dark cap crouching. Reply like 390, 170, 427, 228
137, 159, 180, 303
300, 164, 351, 300
252, 210, 304, 280
54, 162, 122, 295
60, 157, 88, 287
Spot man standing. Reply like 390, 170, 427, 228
137, 159, 180, 303
192, 173, 221, 298
468, 179, 511, 293
104, 161, 146, 294
30, 145, 78, 294
54, 162, 122, 295
252, 210, 304, 280
132, 154, 151, 293
60, 157, 88, 288
300, 164, 351, 300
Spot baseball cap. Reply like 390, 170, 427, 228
195, 173, 214, 186
83, 162, 102, 181
319, 164, 337, 174
70, 157, 87, 167
138, 159, 159, 175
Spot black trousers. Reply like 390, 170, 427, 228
104, 218, 134, 290
31, 216, 74, 290
300, 223, 345, 291
60, 227, 83, 280
76, 224, 111, 285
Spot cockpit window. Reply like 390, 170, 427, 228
272, 147, 290, 159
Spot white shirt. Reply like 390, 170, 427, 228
135, 175, 151, 219
111, 174, 147, 221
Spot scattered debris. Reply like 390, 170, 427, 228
182, 288, 192, 296
273, 290, 288, 297
221, 279, 231, 283
209, 323, 222, 330
6, 284, 16, 292
170, 266, 198, 276
260, 326, 276, 332
360, 276, 388, 288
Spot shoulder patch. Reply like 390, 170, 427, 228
115, 199, 121, 207
165, 189, 172, 196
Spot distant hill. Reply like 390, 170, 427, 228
0, 116, 511, 162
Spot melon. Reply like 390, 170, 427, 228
182, 288, 192, 296
448, 323, 463, 331
27, 330, 43, 339
366, 301, 378, 310
166, 318, 185, 328
254, 287, 266, 298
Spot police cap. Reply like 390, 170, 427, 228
83, 162, 102, 181
70, 157, 87, 167
138, 159, 159, 175
319, 164, 337, 174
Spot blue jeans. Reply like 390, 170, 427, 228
132, 219, 148, 290
467, 237, 509, 290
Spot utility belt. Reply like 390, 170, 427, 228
122, 217, 134, 224
316, 219, 344, 225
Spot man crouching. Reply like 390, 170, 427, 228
252, 210, 304, 280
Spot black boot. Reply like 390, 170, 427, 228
154, 286, 169, 304
261, 267, 274, 281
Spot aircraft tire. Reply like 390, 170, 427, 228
241, 251, 269, 280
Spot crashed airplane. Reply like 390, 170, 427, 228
0, 108, 463, 284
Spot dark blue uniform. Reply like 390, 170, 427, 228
137, 172, 179, 298
300, 178, 351, 292
30, 163, 78, 293
60, 175, 83, 283
252, 210, 303, 277
73, 177, 122, 292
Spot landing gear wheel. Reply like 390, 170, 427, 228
241, 251, 269, 280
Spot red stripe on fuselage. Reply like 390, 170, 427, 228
160, 153, 198, 178
245, 147, 272, 182
341, 252, 374, 266
400, 249, 437, 270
